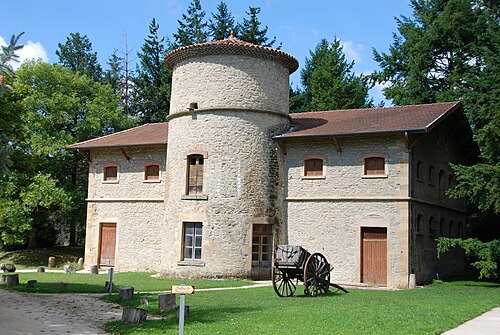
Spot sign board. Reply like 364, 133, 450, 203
172, 285, 195, 295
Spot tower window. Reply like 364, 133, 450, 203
183, 222, 202, 260
187, 155, 204, 195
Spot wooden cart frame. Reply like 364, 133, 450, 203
272, 245, 348, 297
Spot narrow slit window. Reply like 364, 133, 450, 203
364, 157, 385, 175
187, 155, 204, 195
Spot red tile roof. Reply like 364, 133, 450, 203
278, 102, 462, 139
164, 36, 299, 73
66, 123, 168, 149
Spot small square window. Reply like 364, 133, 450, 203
304, 158, 323, 177
365, 157, 385, 175
145, 164, 160, 180
104, 166, 118, 181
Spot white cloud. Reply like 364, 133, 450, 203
0, 36, 49, 70
341, 40, 364, 63
370, 81, 393, 106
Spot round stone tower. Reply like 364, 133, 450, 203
162, 37, 298, 279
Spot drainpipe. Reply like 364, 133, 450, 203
406, 131, 416, 288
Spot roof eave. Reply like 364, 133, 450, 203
273, 128, 428, 141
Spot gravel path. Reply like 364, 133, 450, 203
0, 289, 122, 335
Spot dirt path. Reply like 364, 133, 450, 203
0, 289, 122, 335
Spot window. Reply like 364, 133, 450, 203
416, 214, 423, 233
428, 216, 435, 235
428, 166, 436, 185
103, 165, 118, 181
416, 161, 424, 180
183, 222, 202, 260
145, 163, 160, 181
187, 155, 204, 195
304, 158, 323, 177
364, 156, 385, 175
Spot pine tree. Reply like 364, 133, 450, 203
372, 0, 500, 214
56, 32, 103, 81
208, 1, 236, 41
293, 38, 373, 112
237, 6, 277, 47
173, 0, 208, 47
132, 18, 172, 124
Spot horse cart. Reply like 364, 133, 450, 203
272, 245, 348, 297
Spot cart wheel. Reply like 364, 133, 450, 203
272, 267, 297, 297
303, 253, 331, 296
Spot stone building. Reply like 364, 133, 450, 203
68, 37, 477, 288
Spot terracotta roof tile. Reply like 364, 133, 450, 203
164, 37, 299, 73
67, 122, 168, 149
278, 102, 462, 139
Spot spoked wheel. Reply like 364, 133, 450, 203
272, 266, 297, 297
303, 253, 331, 296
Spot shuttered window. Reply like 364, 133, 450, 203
364, 157, 385, 175
187, 155, 204, 195
145, 164, 160, 180
304, 158, 323, 176
104, 166, 118, 181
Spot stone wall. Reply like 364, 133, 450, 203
162, 111, 288, 278
169, 54, 290, 115
410, 122, 467, 283
283, 135, 411, 288
84, 146, 166, 271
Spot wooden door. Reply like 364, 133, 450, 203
99, 223, 116, 266
251, 224, 273, 280
361, 227, 387, 285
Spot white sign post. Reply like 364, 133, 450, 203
172, 284, 195, 335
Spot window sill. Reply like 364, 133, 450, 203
102, 180, 119, 184
362, 174, 388, 179
143, 179, 161, 183
301, 176, 326, 180
181, 195, 208, 200
177, 260, 205, 267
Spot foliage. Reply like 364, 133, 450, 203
437, 237, 500, 279
0, 246, 84, 269
0, 61, 130, 248
237, 6, 278, 47
103, 49, 132, 115
292, 38, 373, 112
173, 0, 208, 47
132, 19, 172, 124
104, 281, 500, 335
372, 0, 500, 213
0, 32, 24, 174
56, 32, 103, 81
208, 1, 236, 40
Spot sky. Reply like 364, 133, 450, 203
1, 0, 413, 105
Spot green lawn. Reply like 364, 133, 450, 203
1, 272, 253, 293
105, 281, 500, 335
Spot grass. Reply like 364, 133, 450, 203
104, 281, 500, 335
0, 272, 253, 293
0, 246, 84, 269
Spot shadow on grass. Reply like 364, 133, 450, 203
106, 306, 263, 334
0, 247, 84, 268
1, 281, 120, 294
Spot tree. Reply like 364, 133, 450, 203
0, 61, 131, 248
103, 48, 133, 115
237, 6, 277, 47
56, 32, 103, 81
208, 1, 236, 41
132, 18, 172, 124
0, 32, 24, 174
173, 0, 208, 47
372, 0, 500, 214
292, 38, 373, 112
